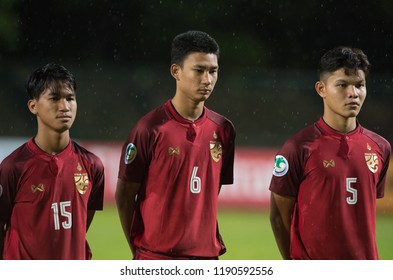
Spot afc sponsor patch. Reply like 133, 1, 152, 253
74, 173, 89, 195
273, 155, 289, 177
31, 183, 45, 193
124, 143, 137, 164
365, 153, 379, 173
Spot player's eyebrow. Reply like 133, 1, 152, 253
194, 64, 219, 70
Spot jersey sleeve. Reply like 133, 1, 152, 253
220, 120, 236, 185
118, 119, 154, 183
376, 139, 391, 198
269, 137, 305, 197
86, 154, 105, 210
0, 158, 20, 223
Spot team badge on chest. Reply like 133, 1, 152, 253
74, 173, 89, 195
364, 153, 379, 173
210, 132, 222, 162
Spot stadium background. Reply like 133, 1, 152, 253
1, 1, 393, 259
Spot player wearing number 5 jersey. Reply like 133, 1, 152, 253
116, 31, 235, 259
269, 47, 391, 260
0, 63, 104, 259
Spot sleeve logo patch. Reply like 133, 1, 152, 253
125, 143, 137, 164
273, 155, 289, 177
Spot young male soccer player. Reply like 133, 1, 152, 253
269, 46, 391, 260
116, 30, 236, 260
0, 63, 105, 259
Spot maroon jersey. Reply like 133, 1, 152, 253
269, 118, 391, 259
0, 138, 104, 259
118, 100, 235, 258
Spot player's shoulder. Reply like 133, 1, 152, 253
0, 142, 31, 173
135, 103, 171, 129
71, 141, 104, 168
205, 107, 235, 130
361, 126, 391, 152
283, 122, 322, 148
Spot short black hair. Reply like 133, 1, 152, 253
318, 46, 371, 79
170, 30, 219, 66
26, 63, 76, 100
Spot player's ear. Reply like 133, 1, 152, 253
28, 99, 38, 115
315, 81, 326, 98
170, 64, 180, 80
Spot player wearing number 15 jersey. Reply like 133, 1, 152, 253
116, 31, 235, 259
269, 47, 391, 260
0, 63, 104, 259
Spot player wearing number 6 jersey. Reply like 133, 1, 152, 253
269, 47, 391, 260
116, 31, 235, 259
0, 63, 105, 259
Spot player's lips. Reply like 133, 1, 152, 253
199, 88, 212, 94
346, 102, 360, 107
57, 114, 72, 120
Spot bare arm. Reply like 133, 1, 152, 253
115, 179, 140, 254
269, 192, 296, 260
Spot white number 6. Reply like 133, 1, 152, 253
190, 166, 201, 194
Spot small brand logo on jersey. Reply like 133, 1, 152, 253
367, 143, 371, 151
210, 141, 222, 162
323, 160, 335, 168
365, 153, 379, 173
273, 155, 289, 177
77, 162, 82, 171
124, 143, 137, 164
168, 147, 180, 155
31, 184, 45, 193
74, 173, 89, 195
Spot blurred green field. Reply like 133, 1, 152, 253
87, 204, 393, 260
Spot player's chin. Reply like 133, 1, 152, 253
344, 110, 360, 118
196, 92, 211, 101
55, 122, 74, 133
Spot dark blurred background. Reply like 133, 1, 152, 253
1, 0, 392, 147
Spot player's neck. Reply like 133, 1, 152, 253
322, 115, 357, 133
34, 130, 71, 155
171, 96, 204, 122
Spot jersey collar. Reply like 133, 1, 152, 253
316, 117, 361, 139
27, 137, 73, 159
165, 99, 207, 125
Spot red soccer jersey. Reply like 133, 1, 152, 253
0, 138, 104, 259
269, 118, 391, 260
118, 100, 235, 258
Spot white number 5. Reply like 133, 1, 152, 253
190, 166, 201, 194
346, 178, 358, 205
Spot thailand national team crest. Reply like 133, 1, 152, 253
124, 143, 137, 164
273, 155, 289, 177
74, 173, 89, 195
364, 153, 379, 173
210, 132, 222, 162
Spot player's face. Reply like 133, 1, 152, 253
316, 68, 366, 120
28, 82, 77, 134
173, 52, 218, 103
